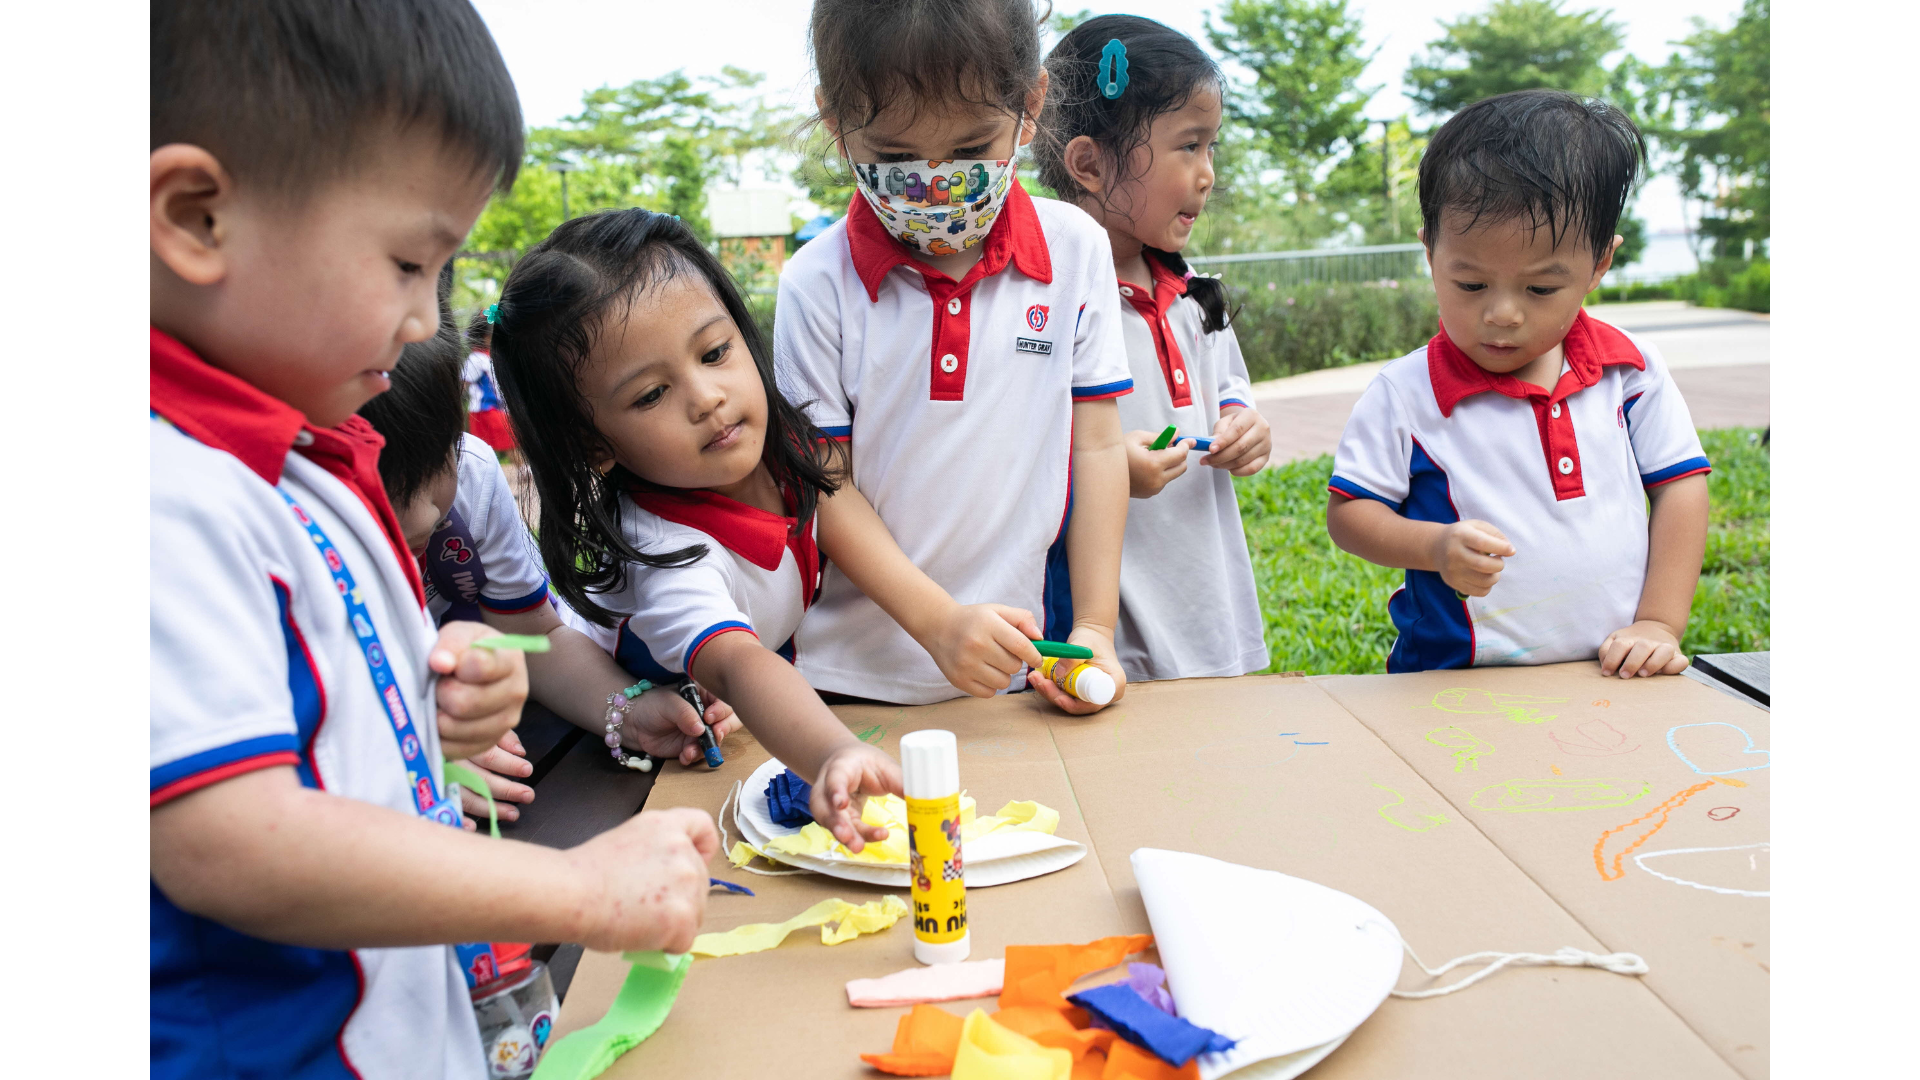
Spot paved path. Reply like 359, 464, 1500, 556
1252, 301, 1770, 464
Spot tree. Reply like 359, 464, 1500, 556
1319, 118, 1426, 244
1206, 0, 1377, 203
1644, 0, 1769, 258
1405, 0, 1624, 116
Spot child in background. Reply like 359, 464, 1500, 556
491, 209, 901, 848
150, 4, 718, 1077
1036, 15, 1273, 683
778, 0, 1134, 711
461, 310, 518, 456
1326, 89, 1710, 677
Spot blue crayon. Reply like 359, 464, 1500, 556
1185, 436, 1213, 453
679, 682, 725, 769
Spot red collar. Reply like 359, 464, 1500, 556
630, 487, 822, 605
1117, 255, 1190, 315
1426, 309, 1646, 417
151, 327, 426, 607
845, 179, 1053, 302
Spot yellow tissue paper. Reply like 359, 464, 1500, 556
951, 1008, 1072, 1080
688, 895, 910, 958
755, 795, 1061, 866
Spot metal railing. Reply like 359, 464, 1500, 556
1187, 242, 1428, 289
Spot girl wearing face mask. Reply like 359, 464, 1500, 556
1035, 16, 1274, 683
776, 0, 1134, 713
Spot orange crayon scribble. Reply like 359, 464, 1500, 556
1713, 776, 1748, 787
1593, 699, 1610, 707
1593, 781, 1716, 881
1551, 764, 1564, 775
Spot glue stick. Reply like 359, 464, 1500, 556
1036, 656, 1117, 706
901, 729, 969, 964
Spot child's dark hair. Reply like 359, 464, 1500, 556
465, 310, 492, 353
1419, 88, 1646, 263
490, 210, 845, 627
811, 0, 1049, 135
1036, 15, 1233, 333
152, 0, 523, 201
360, 261, 466, 509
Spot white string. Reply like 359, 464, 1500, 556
1360, 921, 1649, 999
716, 781, 807, 877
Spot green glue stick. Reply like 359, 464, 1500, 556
1148, 425, 1178, 451
472, 634, 553, 654
1031, 640, 1095, 660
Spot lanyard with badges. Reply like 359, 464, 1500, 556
278, 488, 463, 829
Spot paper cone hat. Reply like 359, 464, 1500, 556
1132, 849, 1404, 1078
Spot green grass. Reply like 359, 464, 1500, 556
1235, 427, 1770, 674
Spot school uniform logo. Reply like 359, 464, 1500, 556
1026, 304, 1049, 331
1015, 337, 1053, 355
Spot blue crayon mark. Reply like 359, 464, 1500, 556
709, 878, 755, 896
1294, 741, 1329, 745
1665, 723, 1770, 776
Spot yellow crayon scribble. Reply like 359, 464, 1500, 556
1370, 781, 1449, 833
1425, 688, 1568, 725
1424, 724, 1497, 772
1552, 764, 1563, 775
1470, 777, 1650, 813
1713, 776, 1748, 788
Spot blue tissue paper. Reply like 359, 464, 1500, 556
765, 768, 815, 828
1067, 982, 1238, 1067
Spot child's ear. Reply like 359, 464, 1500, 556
1063, 135, 1106, 196
1019, 69, 1051, 148
1587, 234, 1624, 291
151, 144, 234, 287
815, 88, 844, 150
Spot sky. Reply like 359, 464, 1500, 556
471, 0, 1747, 234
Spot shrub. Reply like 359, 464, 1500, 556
1223, 279, 1440, 383
1589, 258, 1769, 313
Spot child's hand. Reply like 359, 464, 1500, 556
808, 743, 906, 854
567, 806, 719, 954
1203, 407, 1271, 476
457, 731, 534, 828
1124, 429, 1191, 498
1026, 626, 1127, 716
1429, 520, 1516, 597
928, 603, 1045, 699
1599, 621, 1690, 679
624, 684, 744, 767
431, 621, 530, 760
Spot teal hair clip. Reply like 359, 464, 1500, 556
484, 303, 500, 325
1099, 38, 1130, 99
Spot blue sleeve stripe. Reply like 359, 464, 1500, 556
151, 733, 302, 792
1073, 378, 1134, 399
818, 424, 852, 439
479, 583, 552, 614
1641, 456, 1712, 487
1622, 391, 1646, 424
1328, 475, 1399, 507
683, 620, 757, 672
1219, 397, 1251, 410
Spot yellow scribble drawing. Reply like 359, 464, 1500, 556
1424, 724, 1497, 772
1425, 688, 1568, 725
1469, 777, 1650, 813
1370, 781, 1449, 832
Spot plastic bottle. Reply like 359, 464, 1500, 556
1036, 656, 1117, 706
901, 729, 969, 964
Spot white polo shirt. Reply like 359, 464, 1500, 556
590, 489, 821, 682
422, 432, 550, 626
1329, 311, 1710, 672
1112, 258, 1269, 682
462, 349, 503, 414
150, 330, 484, 1080
775, 182, 1132, 703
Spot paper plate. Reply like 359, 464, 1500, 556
730, 757, 1086, 888
1131, 849, 1403, 1079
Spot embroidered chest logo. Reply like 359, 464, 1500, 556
440, 536, 475, 564
1026, 304, 1050, 332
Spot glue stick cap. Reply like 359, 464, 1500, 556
900, 729, 959, 799
1072, 665, 1117, 707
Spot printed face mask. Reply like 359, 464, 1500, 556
849, 155, 1016, 256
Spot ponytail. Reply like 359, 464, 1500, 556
1146, 247, 1234, 334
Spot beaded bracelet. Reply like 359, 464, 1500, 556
604, 680, 656, 772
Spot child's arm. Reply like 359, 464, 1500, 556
151, 764, 718, 953
1326, 496, 1518, 595
1201, 330, 1272, 475
1028, 397, 1129, 715
1599, 473, 1709, 678
815, 483, 1046, 698
1124, 430, 1192, 498
688, 631, 903, 851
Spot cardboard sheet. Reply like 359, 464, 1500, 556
556, 672, 1757, 1079
1319, 665, 1770, 1079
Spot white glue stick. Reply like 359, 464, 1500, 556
901, 730, 969, 964
1036, 656, 1116, 706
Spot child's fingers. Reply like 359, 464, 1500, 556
1641, 642, 1677, 677
1457, 525, 1517, 559
1662, 649, 1691, 675
1597, 635, 1626, 677
499, 729, 526, 756
659, 691, 709, 740
1616, 639, 1657, 678
471, 745, 533, 778
989, 605, 1043, 642
1026, 669, 1103, 715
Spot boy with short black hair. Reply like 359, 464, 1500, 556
1326, 89, 1711, 678
150, 3, 719, 1077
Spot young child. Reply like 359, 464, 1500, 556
461, 310, 519, 455
150, 4, 718, 1077
489, 208, 902, 845
777, 0, 1134, 712
1326, 89, 1711, 678
1036, 15, 1274, 683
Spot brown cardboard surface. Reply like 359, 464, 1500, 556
556, 677, 1749, 1080
1319, 664, 1769, 1079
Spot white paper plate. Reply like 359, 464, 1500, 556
731, 757, 1086, 888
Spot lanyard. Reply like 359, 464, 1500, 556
279, 488, 462, 829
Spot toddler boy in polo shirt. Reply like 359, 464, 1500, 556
1327, 88, 1712, 678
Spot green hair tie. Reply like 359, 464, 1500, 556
485, 303, 500, 325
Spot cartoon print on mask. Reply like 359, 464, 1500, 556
930, 176, 950, 205
947, 216, 968, 234
905, 219, 932, 233
853, 155, 1018, 252
927, 238, 957, 256
974, 207, 999, 229
963, 233, 982, 249
904, 172, 926, 201
966, 163, 989, 199
949, 171, 966, 201
899, 233, 922, 251
927, 159, 952, 168
929, 211, 948, 224
886, 166, 907, 196
859, 163, 880, 189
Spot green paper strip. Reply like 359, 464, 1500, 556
443, 761, 500, 839
1148, 424, 1178, 451
531, 952, 692, 1080
1032, 640, 1095, 660
473, 634, 553, 653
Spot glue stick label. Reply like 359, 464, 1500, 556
906, 792, 967, 944
1038, 656, 1083, 697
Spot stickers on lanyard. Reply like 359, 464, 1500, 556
278, 489, 463, 829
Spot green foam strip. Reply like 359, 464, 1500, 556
531, 952, 692, 1079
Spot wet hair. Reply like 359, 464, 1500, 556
810, 0, 1049, 136
360, 260, 466, 509
152, 0, 524, 202
490, 210, 845, 627
1418, 88, 1645, 263
1036, 15, 1232, 332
